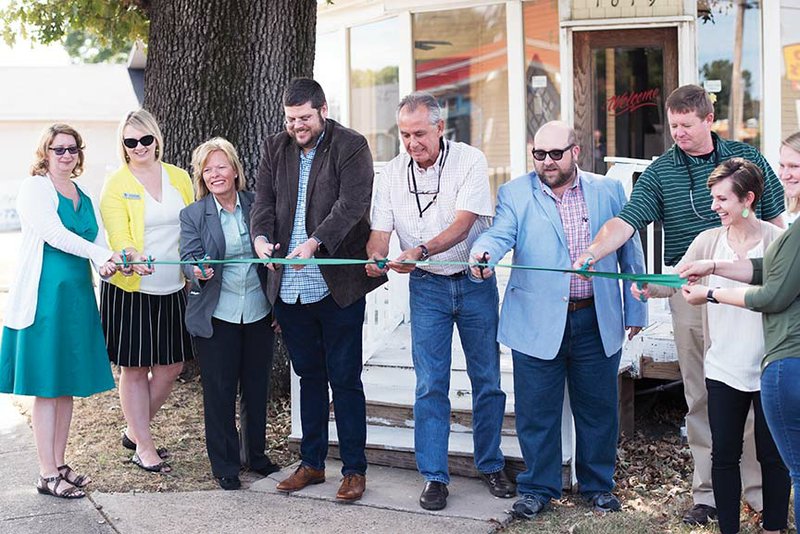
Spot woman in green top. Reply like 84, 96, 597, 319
681, 132, 800, 532
0, 124, 122, 498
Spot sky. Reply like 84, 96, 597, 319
0, 38, 71, 66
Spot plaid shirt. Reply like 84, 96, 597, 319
541, 177, 593, 300
279, 133, 330, 304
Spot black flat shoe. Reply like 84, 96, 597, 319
216, 476, 241, 491
122, 433, 170, 459
419, 480, 448, 510
479, 469, 516, 498
250, 461, 281, 477
131, 453, 172, 474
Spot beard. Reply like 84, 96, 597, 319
288, 112, 325, 150
537, 162, 576, 190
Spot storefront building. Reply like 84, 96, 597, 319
315, 0, 800, 187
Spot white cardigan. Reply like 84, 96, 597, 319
5, 175, 113, 330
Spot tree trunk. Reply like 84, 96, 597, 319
144, 0, 317, 392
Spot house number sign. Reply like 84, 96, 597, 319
570, 0, 685, 19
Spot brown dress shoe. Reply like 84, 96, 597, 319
276, 465, 325, 493
336, 473, 366, 501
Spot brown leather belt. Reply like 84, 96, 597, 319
567, 297, 594, 312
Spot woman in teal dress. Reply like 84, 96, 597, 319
0, 124, 122, 499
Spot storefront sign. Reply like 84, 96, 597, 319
570, 0, 684, 20
704, 80, 722, 93
785, 44, 800, 82
607, 87, 660, 115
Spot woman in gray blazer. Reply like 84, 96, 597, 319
179, 138, 278, 490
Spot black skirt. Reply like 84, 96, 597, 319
100, 282, 194, 367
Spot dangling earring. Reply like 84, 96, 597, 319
155, 146, 160, 158
125, 153, 130, 163
742, 207, 750, 219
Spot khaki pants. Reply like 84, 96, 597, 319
669, 293, 763, 509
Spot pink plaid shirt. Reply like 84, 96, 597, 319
542, 178, 593, 300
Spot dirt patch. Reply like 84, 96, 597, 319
64, 368, 297, 493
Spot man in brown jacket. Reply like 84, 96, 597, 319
250, 78, 386, 502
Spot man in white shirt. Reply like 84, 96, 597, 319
366, 92, 512, 511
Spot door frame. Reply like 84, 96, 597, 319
571, 27, 679, 170
559, 18, 696, 159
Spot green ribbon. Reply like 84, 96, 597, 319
119, 256, 685, 288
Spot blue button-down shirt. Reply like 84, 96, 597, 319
212, 195, 270, 323
279, 133, 330, 305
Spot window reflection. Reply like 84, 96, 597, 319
350, 18, 400, 162
781, 0, 800, 139
697, 0, 762, 147
413, 5, 510, 195
314, 31, 344, 123
523, 1, 562, 171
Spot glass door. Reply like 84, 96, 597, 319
572, 28, 678, 173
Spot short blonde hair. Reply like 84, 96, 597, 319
190, 137, 246, 199
30, 123, 85, 178
118, 109, 165, 164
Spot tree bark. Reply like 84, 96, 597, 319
145, 0, 316, 394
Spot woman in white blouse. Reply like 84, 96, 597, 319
99, 109, 195, 474
633, 158, 790, 534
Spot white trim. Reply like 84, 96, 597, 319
762, 0, 781, 165
677, 19, 697, 86
561, 26, 574, 127
507, 1, 527, 180
560, 16, 694, 28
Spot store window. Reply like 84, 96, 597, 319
314, 31, 345, 123
697, 0, 763, 148
781, 0, 800, 138
413, 5, 510, 194
523, 0, 562, 171
350, 18, 400, 162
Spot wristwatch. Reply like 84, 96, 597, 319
418, 244, 430, 260
706, 289, 719, 304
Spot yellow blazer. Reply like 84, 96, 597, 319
100, 162, 194, 292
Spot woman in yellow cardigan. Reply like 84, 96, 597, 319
99, 109, 194, 474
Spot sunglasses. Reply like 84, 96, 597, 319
49, 146, 81, 156
532, 144, 575, 162
123, 135, 156, 149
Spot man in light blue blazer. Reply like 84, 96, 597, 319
469, 121, 647, 519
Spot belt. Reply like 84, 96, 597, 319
567, 297, 594, 312
426, 269, 468, 279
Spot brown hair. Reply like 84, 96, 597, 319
706, 157, 763, 206
665, 84, 714, 119
30, 123, 85, 178
190, 137, 246, 199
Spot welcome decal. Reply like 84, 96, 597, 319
607, 88, 660, 115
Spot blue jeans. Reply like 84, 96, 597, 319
760, 357, 800, 533
409, 269, 505, 484
513, 305, 621, 499
274, 295, 367, 475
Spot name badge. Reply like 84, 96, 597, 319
123, 192, 141, 200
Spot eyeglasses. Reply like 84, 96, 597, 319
284, 114, 316, 127
123, 135, 155, 149
49, 146, 81, 156
532, 144, 575, 161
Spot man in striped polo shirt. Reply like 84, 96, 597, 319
574, 84, 785, 525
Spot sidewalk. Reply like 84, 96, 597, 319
0, 394, 513, 534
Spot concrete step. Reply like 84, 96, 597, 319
290, 423, 573, 490
356, 365, 517, 435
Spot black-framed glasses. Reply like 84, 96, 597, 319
123, 135, 155, 149
407, 139, 450, 218
49, 145, 81, 156
532, 144, 575, 162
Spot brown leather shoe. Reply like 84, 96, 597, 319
275, 465, 325, 493
335, 473, 366, 501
